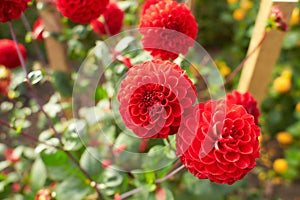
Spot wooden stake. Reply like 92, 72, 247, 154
37, 0, 71, 73
237, 0, 298, 105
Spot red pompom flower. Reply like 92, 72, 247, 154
177, 100, 260, 185
0, 0, 31, 23
0, 39, 27, 69
118, 59, 197, 138
140, 1, 198, 60
91, 2, 124, 36
0, 66, 11, 96
226, 90, 260, 124
141, 0, 163, 15
33, 18, 45, 40
56, 0, 109, 24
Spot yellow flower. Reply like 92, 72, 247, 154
233, 9, 246, 21
281, 68, 292, 80
227, 0, 239, 5
215, 60, 231, 77
273, 76, 291, 93
296, 102, 300, 112
276, 131, 293, 145
273, 159, 288, 174
0, 66, 10, 80
240, 0, 253, 11
290, 7, 299, 26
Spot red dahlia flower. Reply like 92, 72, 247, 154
91, 2, 124, 36
0, 66, 11, 96
33, 18, 44, 40
0, 39, 27, 69
0, 0, 31, 23
118, 59, 197, 138
141, 0, 164, 15
140, 1, 198, 60
226, 90, 260, 125
56, 0, 109, 24
177, 100, 260, 185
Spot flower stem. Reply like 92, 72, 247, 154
224, 31, 268, 85
21, 14, 48, 67
119, 164, 186, 199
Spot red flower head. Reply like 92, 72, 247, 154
226, 90, 260, 125
33, 18, 44, 40
177, 100, 260, 185
0, 0, 31, 23
139, 1, 198, 60
0, 39, 27, 69
4, 148, 20, 163
35, 189, 53, 200
0, 66, 11, 96
118, 59, 197, 138
56, 0, 109, 24
141, 0, 163, 15
91, 2, 124, 36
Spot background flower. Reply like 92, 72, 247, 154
91, 2, 124, 36
178, 100, 260, 185
56, 0, 109, 24
32, 18, 44, 40
0, 0, 31, 23
226, 90, 260, 124
140, 1, 198, 60
0, 39, 27, 69
118, 59, 197, 138
0, 66, 11, 96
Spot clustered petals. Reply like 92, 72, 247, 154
140, 0, 198, 60
178, 100, 260, 185
56, 0, 109, 24
118, 59, 197, 138
0, 0, 31, 23
0, 39, 27, 69
91, 2, 124, 36
140, 0, 164, 15
226, 90, 260, 124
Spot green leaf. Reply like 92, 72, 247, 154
95, 86, 108, 101
55, 176, 92, 200
80, 147, 102, 177
51, 71, 73, 97
30, 158, 47, 191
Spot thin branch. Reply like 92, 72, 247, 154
225, 31, 268, 85
21, 14, 48, 66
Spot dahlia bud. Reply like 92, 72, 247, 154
33, 18, 45, 40
177, 100, 260, 185
118, 59, 197, 138
268, 5, 288, 32
35, 189, 53, 200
